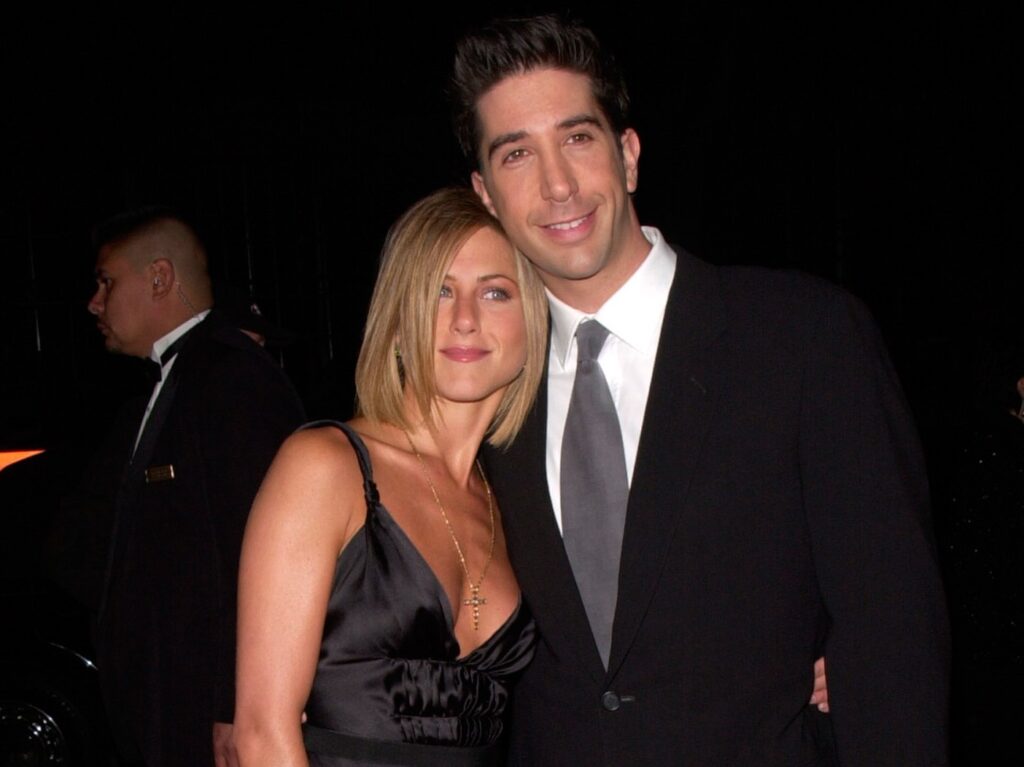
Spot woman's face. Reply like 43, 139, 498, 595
433, 226, 528, 406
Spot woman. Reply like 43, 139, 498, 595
234, 187, 549, 766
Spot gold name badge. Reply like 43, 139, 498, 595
145, 464, 175, 483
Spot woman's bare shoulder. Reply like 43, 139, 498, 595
252, 422, 372, 538
273, 422, 363, 484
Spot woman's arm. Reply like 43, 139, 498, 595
234, 427, 365, 766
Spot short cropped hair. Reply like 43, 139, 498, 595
450, 13, 630, 167
92, 206, 212, 307
355, 187, 548, 448
93, 205, 197, 251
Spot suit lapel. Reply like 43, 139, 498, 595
129, 365, 180, 479
101, 315, 212, 618
608, 250, 727, 677
492, 363, 608, 682
126, 311, 215, 481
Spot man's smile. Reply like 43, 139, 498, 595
544, 212, 593, 231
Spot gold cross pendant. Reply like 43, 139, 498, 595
463, 586, 487, 631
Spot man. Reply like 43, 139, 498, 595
454, 15, 950, 765
87, 209, 305, 766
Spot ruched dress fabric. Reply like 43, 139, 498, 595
301, 422, 536, 767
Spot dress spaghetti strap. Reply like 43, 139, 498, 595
300, 420, 381, 511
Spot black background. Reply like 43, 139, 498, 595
1, 5, 1018, 760
3, 4, 1018, 467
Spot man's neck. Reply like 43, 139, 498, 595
148, 309, 210, 362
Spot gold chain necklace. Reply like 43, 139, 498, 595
404, 431, 495, 631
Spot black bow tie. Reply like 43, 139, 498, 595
143, 330, 194, 384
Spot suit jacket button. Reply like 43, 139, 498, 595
601, 691, 621, 711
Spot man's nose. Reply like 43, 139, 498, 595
540, 153, 578, 203
87, 287, 104, 316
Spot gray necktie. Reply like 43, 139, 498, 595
561, 320, 629, 669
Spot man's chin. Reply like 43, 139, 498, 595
102, 338, 126, 355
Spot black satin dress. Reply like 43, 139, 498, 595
301, 422, 536, 767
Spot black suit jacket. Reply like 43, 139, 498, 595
96, 310, 305, 767
487, 250, 949, 766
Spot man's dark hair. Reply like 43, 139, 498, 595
450, 14, 630, 167
92, 205, 196, 250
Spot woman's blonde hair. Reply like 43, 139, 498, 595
355, 187, 548, 447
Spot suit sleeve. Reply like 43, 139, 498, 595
197, 344, 305, 723
799, 289, 949, 765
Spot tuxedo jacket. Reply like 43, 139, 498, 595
487, 250, 949, 766
96, 310, 305, 767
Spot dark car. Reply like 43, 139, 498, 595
0, 447, 118, 765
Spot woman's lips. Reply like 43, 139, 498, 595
440, 347, 490, 362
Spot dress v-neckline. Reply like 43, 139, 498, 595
337, 505, 520, 659
322, 419, 522, 661
372, 504, 522, 661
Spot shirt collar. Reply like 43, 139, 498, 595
549, 227, 676, 367
150, 309, 210, 366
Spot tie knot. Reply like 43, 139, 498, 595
575, 320, 610, 363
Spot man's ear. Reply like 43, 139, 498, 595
150, 259, 175, 299
621, 129, 641, 194
472, 172, 498, 216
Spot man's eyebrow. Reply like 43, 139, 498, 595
558, 114, 603, 131
486, 130, 528, 162
485, 114, 605, 162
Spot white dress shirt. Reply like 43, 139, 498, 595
545, 227, 676, 530
133, 310, 210, 455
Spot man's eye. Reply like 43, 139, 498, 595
503, 148, 528, 164
567, 133, 591, 145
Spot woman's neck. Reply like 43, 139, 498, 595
397, 389, 500, 486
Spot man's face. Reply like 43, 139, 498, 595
87, 241, 158, 358
471, 67, 649, 310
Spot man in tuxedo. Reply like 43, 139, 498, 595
87, 209, 305, 766
454, 15, 950, 765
